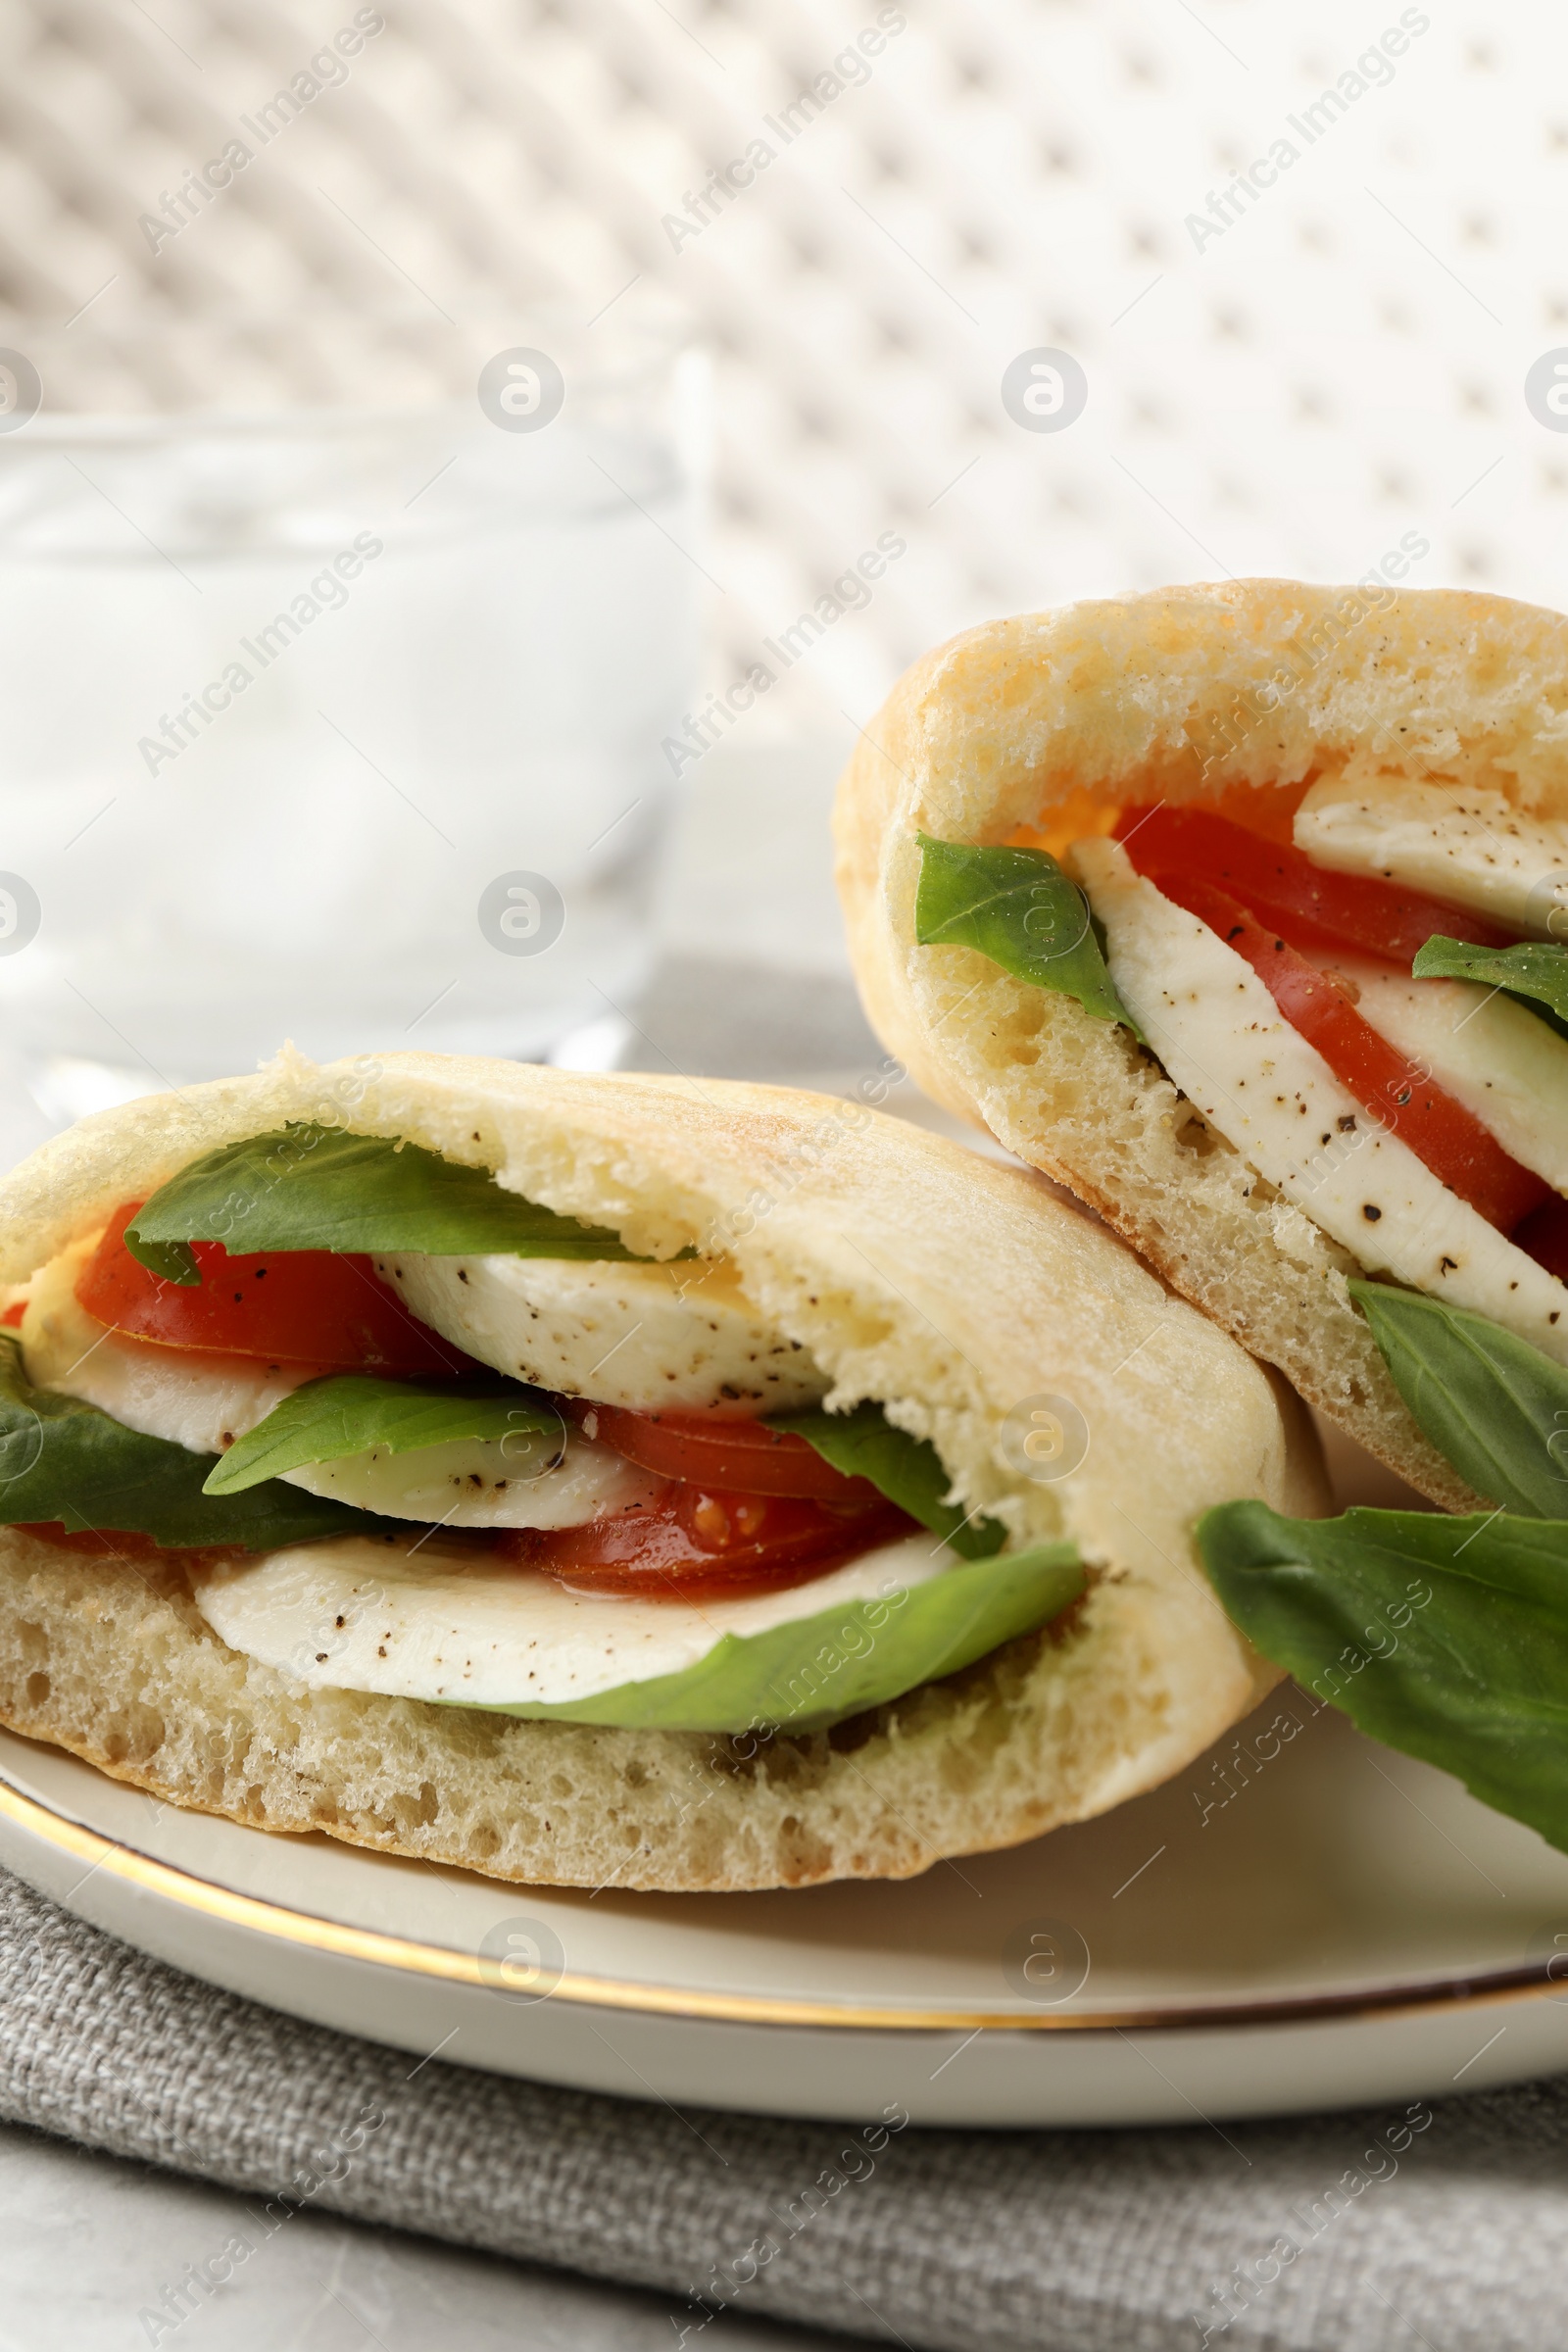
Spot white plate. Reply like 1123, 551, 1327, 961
5, 1686, 1568, 2131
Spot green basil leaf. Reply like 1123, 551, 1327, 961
914, 836, 1142, 1038
1199, 1498, 1568, 1855
125, 1124, 640, 1285
475, 1542, 1085, 1732
1411, 936, 1568, 1045
205, 1374, 564, 1496
765, 1398, 1006, 1559
1349, 1280, 1568, 1517
0, 1336, 384, 1550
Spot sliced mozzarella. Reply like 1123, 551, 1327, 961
190, 1527, 955, 1708
280, 1431, 665, 1529
374, 1250, 830, 1414
22, 1232, 663, 1532
21, 1233, 307, 1453
1072, 837, 1568, 1362
1320, 953, 1568, 1194
1295, 773, 1568, 938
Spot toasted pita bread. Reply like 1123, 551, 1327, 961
833, 577, 1568, 1509
0, 1046, 1323, 1890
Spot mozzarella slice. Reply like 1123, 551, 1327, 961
190, 1527, 955, 1708
280, 1432, 664, 1529
1320, 954, 1568, 1194
1072, 837, 1568, 1362
1295, 774, 1568, 938
374, 1250, 830, 1414
21, 1233, 308, 1452
21, 1231, 663, 1532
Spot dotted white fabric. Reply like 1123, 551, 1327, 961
0, 0, 1558, 730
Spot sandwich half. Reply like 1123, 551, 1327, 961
0, 1047, 1322, 1892
836, 579, 1568, 1511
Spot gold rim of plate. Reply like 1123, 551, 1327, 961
1, 1776, 1556, 2035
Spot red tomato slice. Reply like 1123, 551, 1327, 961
1116, 805, 1511, 966
498, 1485, 915, 1599
0, 1300, 24, 1329
572, 1401, 878, 1501
75, 1202, 470, 1375
1145, 871, 1550, 1235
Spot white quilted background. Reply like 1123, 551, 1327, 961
1, 0, 1565, 727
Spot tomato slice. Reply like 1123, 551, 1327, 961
572, 1402, 878, 1501
1146, 871, 1550, 1235
75, 1202, 470, 1375
498, 1485, 915, 1599
1115, 805, 1511, 966
0, 1299, 24, 1330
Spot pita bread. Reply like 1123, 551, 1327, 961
0, 1046, 1323, 1891
834, 577, 1568, 1508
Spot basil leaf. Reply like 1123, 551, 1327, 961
0, 1336, 383, 1551
126, 1124, 639, 1285
1411, 937, 1568, 1045
1199, 1499, 1568, 1855
205, 1374, 564, 1496
765, 1399, 1006, 1559
476, 1543, 1085, 1732
1349, 1280, 1568, 1517
914, 836, 1142, 1037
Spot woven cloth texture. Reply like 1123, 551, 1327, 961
2, 1862, 1565, 2352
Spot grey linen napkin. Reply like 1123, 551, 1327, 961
3, 1864, 1566, 2351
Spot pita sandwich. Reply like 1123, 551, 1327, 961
0, 1046, 1323, 1891
835, 578, 1568, 1509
